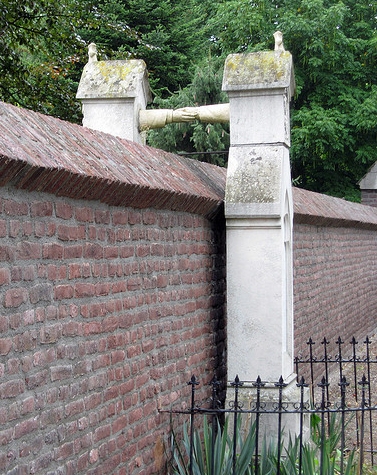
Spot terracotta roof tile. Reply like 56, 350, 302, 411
0, 101, 226, 217
293, 187, 377, 229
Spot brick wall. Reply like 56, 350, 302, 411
361, 190, 377, 207
293, 187, 377, 359
0, 185, 226, 475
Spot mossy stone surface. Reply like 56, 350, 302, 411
77, 59, 150, 99
223, 51, 294, 91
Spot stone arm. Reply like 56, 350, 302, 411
139, 103, 229, 131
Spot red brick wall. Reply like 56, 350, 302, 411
293, 223, 377, 359
0, 186, 226, 475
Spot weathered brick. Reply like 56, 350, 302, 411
95, 209, 110, 224
55, 441, 74, 460
16, 241, 42, 260
19, 436, 41, 457
77, 453, 89, 472
0, 220, 6, 237
0, 316, 9, 333
54, 285, 74, 300
83, 322, 102, 335
0, 338, 12, 356
4, 287, 28, 308
0, 379, 25, 399
50, 365, 73, 382
0, 427, 13, 445
55, 201, 73, 219
74, 360, 92, 376
112, 210, 128, 225
57, 224, 85, 241
95, 282, 111, 296
3, 199, 28, 216
75, 207, 94, 222
0, 267, 10, 285
0, 187, 228, 475
0, 245, 16, 261
62, 321, 81, 337
29, 283, 53, 304
93, 424, 111, 443
92, 354, 110, 370
31, 201, 53, 217
128, 210, 141, 225
111, 350, 125, 364
65, 399, 85, 418
34, 221, 47, 237
14, 416, 39, 440
83, 243, 103, 259
104, 246, 118, 258
80, 302, 107, 319
25, 370, 48, 390
42, 243, 64, 259
22, 220, 33, 236
84, 392, 102, 411
22, 265, 36, 281
64, 244, 83, 259
75, 283, 95, 298
40, 324, 62, 344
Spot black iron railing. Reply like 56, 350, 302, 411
165, 336, 377, 475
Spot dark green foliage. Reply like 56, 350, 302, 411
78, 0, 215, 96
279, 0, 377, 200
147, 56, 229, 166
201, 0, 377, 199
0, 0, 98, 121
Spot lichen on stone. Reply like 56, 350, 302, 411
223, 51, 293, 90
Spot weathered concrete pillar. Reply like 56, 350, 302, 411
222, 46, 306, 442
223, 48, 296, 391
76, 48, 151, 144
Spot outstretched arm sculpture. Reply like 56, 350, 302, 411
139, 103, 229, 131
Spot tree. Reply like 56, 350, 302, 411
147, 56, 229, 166
159, 0, 377, 200
280, 0, 377, 200
78, 0, 216, 96
0, 0, 217, 121
0, 0, 98, 121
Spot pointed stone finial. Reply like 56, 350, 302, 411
88, 43, 98, 63
273, 31, 285, 51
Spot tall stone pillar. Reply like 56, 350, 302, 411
76, 54, 151, 144
223, 50, 295, 384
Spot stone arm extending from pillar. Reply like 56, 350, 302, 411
139, 103, 230, 131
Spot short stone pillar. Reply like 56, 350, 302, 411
76, 54, 151, 144
223, 49, 302, 436
359, 164, 377, 207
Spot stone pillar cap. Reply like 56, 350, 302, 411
76, 59, 152, 102
359, 162, 377, 190
222, 50, 295, 97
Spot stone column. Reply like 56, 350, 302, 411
359, 164, 377, 207
76, 58, 151, 144
223, 50, 303, 436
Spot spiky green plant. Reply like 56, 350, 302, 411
169, 416, 256, 475
169, 413, 358, 475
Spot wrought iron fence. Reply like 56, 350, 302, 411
164, 336, 377, 475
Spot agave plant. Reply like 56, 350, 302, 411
169, 416, 257, 475
169, 412, 358, 475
